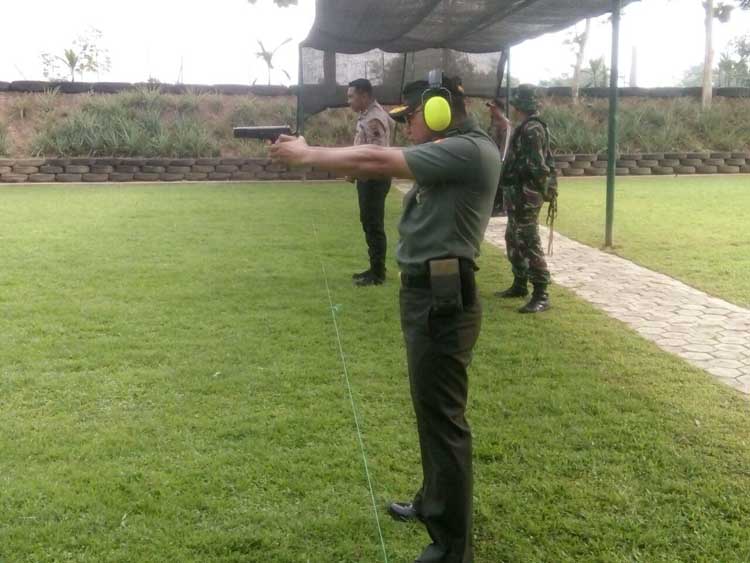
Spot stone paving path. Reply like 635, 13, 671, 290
483, 217, 750, 394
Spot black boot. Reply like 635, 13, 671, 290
354, 263, 385, 287
495, 278, 528, 298
352, 268, 371, 280
519, 285, 551, 313
387, 501, 421, 523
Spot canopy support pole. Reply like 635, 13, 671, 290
605, 0, 621, 248
296, 44, 305, 135
505, 49, 511, 104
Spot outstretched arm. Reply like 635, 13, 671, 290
270, 135, 414, 180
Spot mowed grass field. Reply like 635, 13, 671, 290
553, 175, 750, 308
1, 182, 750, 563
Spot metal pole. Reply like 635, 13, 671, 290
505, 49, 511, 105
605, 0, 621, 248
296, 44, 305, 135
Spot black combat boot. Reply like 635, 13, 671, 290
519, 284, 551, 313
354, 263, 385, 287
495, 278, 529, 298
352, 269, 371, 280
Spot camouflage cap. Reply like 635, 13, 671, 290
509, 84, 540, 113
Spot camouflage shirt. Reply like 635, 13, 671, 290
354, 100, 392, 147
500, 115, 555, 210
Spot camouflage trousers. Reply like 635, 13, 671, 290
504, 206, 551, 286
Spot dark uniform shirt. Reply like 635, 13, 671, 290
397, 117, 502, 275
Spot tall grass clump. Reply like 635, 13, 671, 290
8, 96, 36, 122
305, 108, 355, 146
694, 100, 750, 151
31, 89, 219, 157
536, 98, 750, 154
0, 122, 8, 155
228, 97, 295, 128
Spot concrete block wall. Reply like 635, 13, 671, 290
0, 153, 748, 184
553, 152, 750, 177
0, 157, 337, 183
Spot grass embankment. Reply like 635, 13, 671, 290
0, 87, 748, 157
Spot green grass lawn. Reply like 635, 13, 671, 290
1, 182, 750, 563
553, 175, 750, 308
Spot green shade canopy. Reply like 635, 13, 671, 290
302, 0, 639, 54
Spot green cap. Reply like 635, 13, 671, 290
389, 75, 465, 123
510, 84, 540, 113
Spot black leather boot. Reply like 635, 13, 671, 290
387, 501, 421, 522
354, 263, 385, 287
519, 285, 551, 313
352, 269, 371, 280
495, 278, 528, 298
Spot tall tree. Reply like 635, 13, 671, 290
567, 18, 591, 103
702, 1, 749, 108
717, 33, 750, 86
583, 57, 610, 88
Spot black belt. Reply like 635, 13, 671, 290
400, 272, 431, 289
400, 259, 477, 289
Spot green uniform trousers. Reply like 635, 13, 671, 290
399, 285, 482, 563
504, 205, 551, 286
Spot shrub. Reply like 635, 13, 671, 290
159, 117, 219, 157
8, 89, 749, 158
0, 122, 8, 155
31, 93, 218, 157
8, 96, 36, 121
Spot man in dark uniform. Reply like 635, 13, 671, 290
270, 74, 501, 563
346, 78, 393, 286
496, 84, 556, 314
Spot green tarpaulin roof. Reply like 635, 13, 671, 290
303, 0, 639, 54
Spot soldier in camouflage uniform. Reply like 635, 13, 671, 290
496, 85, 556, 314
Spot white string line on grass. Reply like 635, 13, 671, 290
312, 222, 390, 563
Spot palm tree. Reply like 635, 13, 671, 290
255, 38, 292, 85
61, 49, 80, 82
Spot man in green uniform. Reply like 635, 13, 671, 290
496, 84, 556, 314
270, 74, 500, 563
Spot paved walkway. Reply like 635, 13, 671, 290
483, 217, 750, 394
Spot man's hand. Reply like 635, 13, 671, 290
269, 135, 309, 166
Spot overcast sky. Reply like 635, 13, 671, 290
2, 0, 749, 87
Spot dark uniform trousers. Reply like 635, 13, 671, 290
399, 271, 481, 563
356, 178, 391, 275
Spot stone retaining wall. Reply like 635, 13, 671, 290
553, 151, 750, 177
1, 153, 748, 184
0, 157, 337, 183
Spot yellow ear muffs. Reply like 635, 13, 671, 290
423, 95, 452, 132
